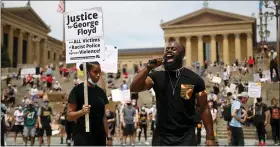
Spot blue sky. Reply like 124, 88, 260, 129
3, 1, 278, 49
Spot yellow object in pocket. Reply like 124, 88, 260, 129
197, 124, 202, 128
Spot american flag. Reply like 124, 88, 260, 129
57, 0, 64, 13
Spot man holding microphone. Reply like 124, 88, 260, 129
130, 41, 216, 146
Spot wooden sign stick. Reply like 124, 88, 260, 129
83, 63, 90, 132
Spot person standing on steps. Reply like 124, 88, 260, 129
13, 105, 25, 145
130, 41, 216, 146
137, 107, 149, 145
268, 98, 280, 145
23, 100, 38, 146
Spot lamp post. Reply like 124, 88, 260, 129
257, 11, 273, 53
263, 0, 280, 64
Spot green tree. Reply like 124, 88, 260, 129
1, 45, 11, 68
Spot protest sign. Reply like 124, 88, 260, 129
21, 68, 36, 76
253, 74, 260, 82
212, 76, 222, 84
65, 38, 105, 63
248, 82, 261, 98
64, 7, 103, 40
111, 89, 131, 102
229, 84, 237, 93
64, 7, 105, 132
100, 45, 118, 73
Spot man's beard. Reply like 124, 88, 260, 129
163, 55, 183, 71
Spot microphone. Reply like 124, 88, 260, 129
148, 58, 166, 64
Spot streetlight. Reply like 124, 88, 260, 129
263, 0, 280, 64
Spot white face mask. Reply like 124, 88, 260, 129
88, 78, 97, 86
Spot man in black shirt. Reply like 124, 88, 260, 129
38, 98, 54, 146
130, 41, 215, 146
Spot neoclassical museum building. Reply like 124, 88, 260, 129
1, 5, 256, 69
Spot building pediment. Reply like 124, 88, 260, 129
2, 6, 51, 32
161, 8, 255, 29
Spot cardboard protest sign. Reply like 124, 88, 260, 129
65, 8, 105, 64
100, 45, 118, 73
21, 68, 36, 76
65, 7, 103, 40
253, 74, 260, 82
248, 82, 261, 98
212, 76, 222, 84
111, 89, 131, 102
229, 84, 237, 93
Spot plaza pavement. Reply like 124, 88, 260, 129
5, 136, 275, 146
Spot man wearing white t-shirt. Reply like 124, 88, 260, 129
222, 69, 229, 86
30, 85, 38, 101
13, 106, 24, 145
208, 101, 218, 144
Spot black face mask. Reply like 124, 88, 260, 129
28, 104, 33, 109
127, 103, 132, 106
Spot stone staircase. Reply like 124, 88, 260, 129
216, 117, 256, 139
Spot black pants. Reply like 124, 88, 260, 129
270, 65, 280, 81
138, 123, 147, 141
152, 128, 196, 146
1, 118, 6, 146
66, 121, 73, 142
224, 80, 229, 86
271, 120, 280, 142
230, 126, 244, 146
73, 132, 106, 146
256, 122, 266, 142
151, 120, 155, 132
196, 123, 202, 145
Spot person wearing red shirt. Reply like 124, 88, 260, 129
58, 66, 63, 77
63, 68, 69, 77
46, 75, 53, 90
248, 56, 254, 68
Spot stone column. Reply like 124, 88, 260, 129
210, 34, 216, 63
235, 33, 241, 62
35, 37, 41, 65
185, 36, 192, 67
165, 37, 169, 47
223, 34, 229, 65
17, 30, 23, 65
198, 35, 204, 65
1, 24, 4, 46
246, 32, 253, 58
42, 39, 47, 65
27, 33, 33, 64
175, 37, 180, 43
164, 37, 168, 54
8, 26, 14, 66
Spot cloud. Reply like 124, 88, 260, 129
3, 1, 278, 49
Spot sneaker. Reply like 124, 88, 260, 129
258, 142, 262, 146
262, 142, 266, 146
145, 141, 149, 145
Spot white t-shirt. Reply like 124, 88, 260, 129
30, 88, 38, 96
210, 108, 217, 121
14, 110, 24, 125
223, 72, 229, 80
121, 84, 128, 91
53, 83, 60, 89
207, 93, 218, 101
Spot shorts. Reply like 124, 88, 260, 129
15, 125, 24, 133
38, 125, 52, 136
123, 124, 134, 136
23, 126, 36, 137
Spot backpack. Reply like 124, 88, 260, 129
223, 104, 232, 121
271, 107, 280, 119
